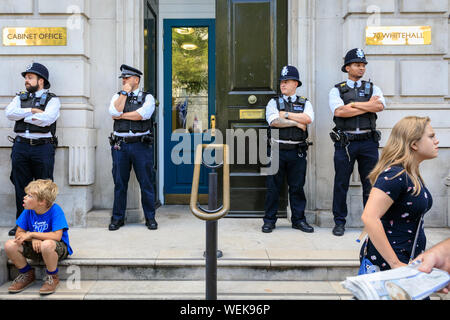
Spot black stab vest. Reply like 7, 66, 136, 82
14, 91, 57, 136
274, 95, 309, 142
113, 91, 152, 133
333, 81, 377, 130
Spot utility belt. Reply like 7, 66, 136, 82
109, 133, 153, 147
270, 139, 313, 151
329, 128, 381, 146
9, 135, 58, 147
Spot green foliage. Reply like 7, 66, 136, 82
172, 27, 209, 94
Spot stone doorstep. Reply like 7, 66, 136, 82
85, 209, 363, 228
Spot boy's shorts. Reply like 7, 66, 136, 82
22, 240, 68, 261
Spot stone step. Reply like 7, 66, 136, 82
0, 280, 446, 300
6, 249, 360, 281
0, 280, 354, 300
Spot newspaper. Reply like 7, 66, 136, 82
341, 261, 450, 300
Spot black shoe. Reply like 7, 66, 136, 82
8, 225, 18, 236
145, 218, 158, 230
292, 221, 314, 233
332, 224, 345, 236
108, 220, 124, 231
262, 222, 275, 233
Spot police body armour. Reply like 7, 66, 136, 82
333, 81, 377, 131
14, 91, 57, 135
113, 91, 152, 133
275, 96, 308, 142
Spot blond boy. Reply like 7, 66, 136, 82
4, 179, 72, 295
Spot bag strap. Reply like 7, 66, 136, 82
409, 213, 425, 263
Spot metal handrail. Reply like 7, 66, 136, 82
190, 144, 230, 221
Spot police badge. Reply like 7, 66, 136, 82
281, 66, 288, 76
356, 48, 365, 59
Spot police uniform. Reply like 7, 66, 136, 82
108, 64, 157, 231
5, 63, 60, 236
262, 65, 314, 233
328, 48, 386, 236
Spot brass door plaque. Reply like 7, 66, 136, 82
239, 109, 265, 120
365, 26, 431, 45
3, 27, 67, 46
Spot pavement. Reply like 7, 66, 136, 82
2, 205, 448, 260
0, 205, 448, 300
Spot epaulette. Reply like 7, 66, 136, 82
335, 81, 347, 89
297, 96, 308, 104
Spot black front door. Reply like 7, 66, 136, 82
216, 0, 288, 217
144, 0, 159, 206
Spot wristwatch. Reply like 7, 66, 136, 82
284, 112, 289, 119
120, 90, 128, 96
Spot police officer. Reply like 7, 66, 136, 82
108, 64, 157, 231
328, 48, 386, 236
262, 65, 314, 233
5, 62, 60, 236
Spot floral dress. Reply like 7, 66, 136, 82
359, 165, 433, 271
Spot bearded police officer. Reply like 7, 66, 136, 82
262, 65, 314, 233
5, 62, 60, 236
328, 48, 386, 236
108, 64, 157, 231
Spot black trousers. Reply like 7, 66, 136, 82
264, 148, 307, 225
332, 139, 379, 226
10, 140, 56, 218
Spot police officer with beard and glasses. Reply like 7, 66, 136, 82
262, 65, 314, 234
108, 64, 157, 231
5, 62, 60, 236
328, 48, 386, 236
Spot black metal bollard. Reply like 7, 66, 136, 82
205, 169, 218, 300
190, 143, 230, 301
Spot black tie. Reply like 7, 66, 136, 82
287, 96, 292, 103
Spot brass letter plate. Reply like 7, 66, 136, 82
365, 26, 431, 45
239, 109, 265, 120
3, 27, 67, 46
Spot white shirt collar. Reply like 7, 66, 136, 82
283, 94, 296, 102
30, 89, 47, 97
346, 79, 362, 88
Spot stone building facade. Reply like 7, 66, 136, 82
0, 0, 448, 228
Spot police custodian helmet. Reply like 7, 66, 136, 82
21, 62, 51, 89
341, 48, 368, 73
279, 65, 302, 87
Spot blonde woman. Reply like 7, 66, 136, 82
360, 116, 439, 271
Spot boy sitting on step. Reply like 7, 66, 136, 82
4, 179, 73, 295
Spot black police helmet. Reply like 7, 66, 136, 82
279, 65, 302, 87
341, 48, 368, 73
21, 62, 50, 89
119, 64, 143, 78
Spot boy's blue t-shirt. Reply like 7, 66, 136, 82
16, 203, 73, 256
